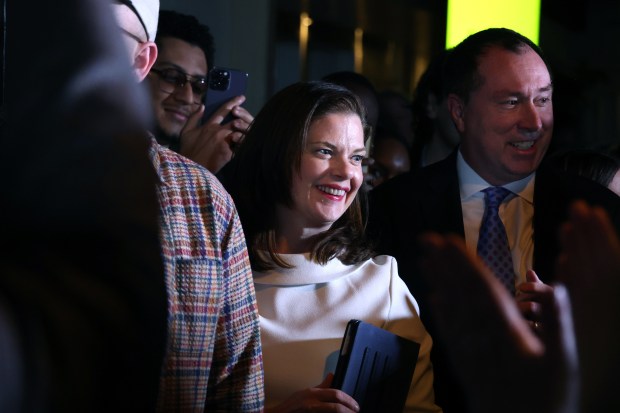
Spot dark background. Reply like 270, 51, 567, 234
3, 0, 619, 152
1, 0, 5, 109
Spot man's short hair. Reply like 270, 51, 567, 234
155, 10, 215, 68
443, 28, 552, 102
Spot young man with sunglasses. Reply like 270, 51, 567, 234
147, 10, 253, 174
110, 1, 264, 411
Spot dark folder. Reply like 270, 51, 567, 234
331, 319, 420, 413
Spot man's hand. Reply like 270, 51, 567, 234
179, 95, 252, 173
516, 269, 554, 333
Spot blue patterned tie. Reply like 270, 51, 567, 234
477, 187, 515, 294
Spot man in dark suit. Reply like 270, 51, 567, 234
368, 28, 620, 412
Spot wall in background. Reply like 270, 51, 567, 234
160, 0, 619, 152
272, 0, 446, 97
541, 0, 620, 151
160, 0, 447, 111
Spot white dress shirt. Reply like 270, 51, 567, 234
457, 151, 535, 285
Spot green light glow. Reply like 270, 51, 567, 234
446, 0, 541, 48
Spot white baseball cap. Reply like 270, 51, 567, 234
117, 0, 159, 41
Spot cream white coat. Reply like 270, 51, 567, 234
254, 253, 441, 412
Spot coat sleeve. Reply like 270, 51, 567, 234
385, 257, 443, 413
205, 193, 265, 411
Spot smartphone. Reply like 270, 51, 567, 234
201, 66, 249, 125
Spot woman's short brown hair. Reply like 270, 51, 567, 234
227, 81, 374, 271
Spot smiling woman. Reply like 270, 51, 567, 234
227, 81, 373, 271
225, 81, 441, 413
281, 112, 366, 245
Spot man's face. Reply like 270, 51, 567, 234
453, 45, 553, 186
147, 37, 208, 138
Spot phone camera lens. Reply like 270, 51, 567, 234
209, 69, 231, 91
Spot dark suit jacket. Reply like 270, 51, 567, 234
367, 149, 620, 412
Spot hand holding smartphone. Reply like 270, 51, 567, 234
201, 66, 249, 125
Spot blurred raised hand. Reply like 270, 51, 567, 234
556, 200, 620, 412
418, 233, 579, 413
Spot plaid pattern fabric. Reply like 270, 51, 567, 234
149, 138, 264, 412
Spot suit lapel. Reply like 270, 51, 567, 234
418, 150, 465, 238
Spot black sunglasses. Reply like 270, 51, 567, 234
150, 68, 209, 100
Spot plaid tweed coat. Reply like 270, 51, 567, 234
149, 139, 264, 411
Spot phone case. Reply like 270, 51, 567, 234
331, 319, 420, 412
201, 66, 249, 125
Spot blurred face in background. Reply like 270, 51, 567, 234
368, 136, 411, 187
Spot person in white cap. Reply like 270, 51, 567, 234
110, 1, 265, 411
110, 0, 159, 81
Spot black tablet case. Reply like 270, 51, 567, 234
331, 319, 420, 412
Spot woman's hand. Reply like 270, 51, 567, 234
266, 374, 360, 413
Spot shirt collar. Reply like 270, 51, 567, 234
457, 149, 535, 204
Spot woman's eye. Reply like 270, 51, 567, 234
352, 155, 364, 163
317, 149, 332, 156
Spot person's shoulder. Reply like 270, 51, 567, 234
363, 255, 412, 290
370, 169, 419, 198
153, 142, 234, 205
371, 153, 456, 197
367, 254, 393, 265
364, 254, 399, 272
343, 256, 395, 287
537, 156, 620, 211
423, 151, 457, 173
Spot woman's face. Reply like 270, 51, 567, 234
286, 112, 366, 233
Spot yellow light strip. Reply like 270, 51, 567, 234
446, 0, 541, 48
